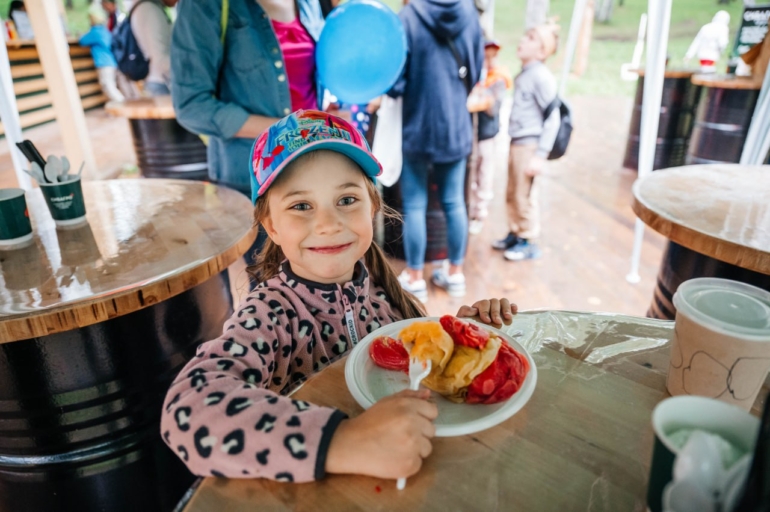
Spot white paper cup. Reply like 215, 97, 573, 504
667, 278, 770, 410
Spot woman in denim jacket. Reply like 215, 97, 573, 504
171, 0, 325, 197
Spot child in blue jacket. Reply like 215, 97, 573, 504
79, 4, 124, 102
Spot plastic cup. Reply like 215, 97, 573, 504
0, 188, 33, 248
38, 176, 87, 227
667, 278, 770, 410
646, 396, 759, 512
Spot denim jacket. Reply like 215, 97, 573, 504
171, 0, 325, 195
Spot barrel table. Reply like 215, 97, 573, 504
623, 69, 701, 171
686, 75, 761, 165
632, 164, 770, 320
0, 180, 255, 512
106, 97, 209, 180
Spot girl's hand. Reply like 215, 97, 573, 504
325, 389, 437, 479
457, 299, 518, 328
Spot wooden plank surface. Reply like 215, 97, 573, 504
105, 96, 177, 119
0, 181, 256, 342
632, 164, 770, 274
690, 74, 762, 90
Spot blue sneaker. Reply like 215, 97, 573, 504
504, 241, 541, 261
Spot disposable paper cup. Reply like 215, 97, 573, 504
646, 396, 759, 512
0, 188, 33, 248
667, 278, 770, 410
39, 176, 87, 227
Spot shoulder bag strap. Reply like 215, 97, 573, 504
414, 13, 472, 94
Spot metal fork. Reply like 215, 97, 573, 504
396, 357, 432, 491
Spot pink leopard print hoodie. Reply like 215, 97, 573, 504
160, 260, 403, 482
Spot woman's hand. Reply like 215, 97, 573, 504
325, 389, 437, 479
457, 299, 518, 328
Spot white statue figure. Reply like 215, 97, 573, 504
685, 11, 731, 73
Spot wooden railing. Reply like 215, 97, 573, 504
0, 41, 108, 136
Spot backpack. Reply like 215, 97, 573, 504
111, 0, 163, 81
542, 97, 573, 160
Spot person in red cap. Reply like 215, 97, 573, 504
468, 39, 512, 235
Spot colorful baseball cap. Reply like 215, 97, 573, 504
250, 110, 383, 204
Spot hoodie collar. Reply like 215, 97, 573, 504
278, 259, 369, 293
411, 0, 472, 39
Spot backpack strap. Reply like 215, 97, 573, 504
543, 97, 560, 119
414, 13, 472, 95
221, 0, 229, 45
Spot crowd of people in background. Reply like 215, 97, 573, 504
3, 0, 563, 300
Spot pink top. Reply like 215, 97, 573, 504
272, 18, 317, 112
160, 261, 404, 482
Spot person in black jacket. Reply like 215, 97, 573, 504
389, 0, 483, 302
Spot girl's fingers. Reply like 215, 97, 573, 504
501, 298, 513, 325
489, 298, 502, 325
475, 300, 491, 322
418, 436, 433, 458
456, 305, 478, 318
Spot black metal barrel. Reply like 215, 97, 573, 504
686, 76, 760, 165
0, 273, 232, 512
130, 119, 209, 181
624, 70, 701, 171
648, 241, 770, 320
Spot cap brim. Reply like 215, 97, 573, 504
251, 139, 382, 204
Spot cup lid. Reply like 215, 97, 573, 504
673, 278, 770, 339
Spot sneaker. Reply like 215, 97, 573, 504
504, 240, 542, 261
468, 219, 484, 235
398, 270, 428, 303
492, 232, 519, 251
431, 262, 466, 297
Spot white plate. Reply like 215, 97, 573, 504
344, 317, 538, 437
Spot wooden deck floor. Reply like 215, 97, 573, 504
1, 97, 666, 318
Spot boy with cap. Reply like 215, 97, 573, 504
493, 22, 559, 261
469, 40, 512, 235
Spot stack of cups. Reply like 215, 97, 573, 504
666, 278, 770, 410
0, 189, 33, 249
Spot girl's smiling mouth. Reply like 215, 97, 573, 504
307, 243, 354, 254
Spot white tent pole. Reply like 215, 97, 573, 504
26, 0, 97, 179
0, 43, 32, 191
740, 62, 770, 165
558, 0, 588, 97
627, 0, 672, 284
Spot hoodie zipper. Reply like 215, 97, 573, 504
338, 285, 359, 346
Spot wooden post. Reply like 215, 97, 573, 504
25, 0, 97, 179
573, 0, 595, 77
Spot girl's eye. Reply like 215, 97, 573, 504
291, 203, 311, 211
338, 196, 357, 206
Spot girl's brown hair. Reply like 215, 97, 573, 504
246, 151, 427, 319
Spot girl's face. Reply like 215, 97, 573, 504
263, 151, 374, 285
517, 30, 545, 63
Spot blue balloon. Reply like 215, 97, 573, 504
316, 0, 407, 105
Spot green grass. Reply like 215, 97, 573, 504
385, 0, 745, 97
4, 0, 746, 97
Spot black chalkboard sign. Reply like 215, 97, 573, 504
728, 4, 770, 73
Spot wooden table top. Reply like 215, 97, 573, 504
105, 96, 177, 119
181, 310, 767, 511
690, 73, 761, 90
0, 180, 256, 342
634, 68, 699, 79
632, 164, 770, 275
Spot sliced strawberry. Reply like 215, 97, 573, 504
369, 336, 409, 372
466, 342, 530, 404
439, 315, 490, 350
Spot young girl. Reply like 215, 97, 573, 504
160, 110, 517, 483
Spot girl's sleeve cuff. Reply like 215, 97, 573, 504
313, 410, 349, 480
